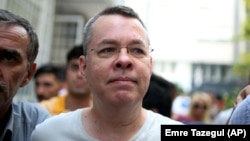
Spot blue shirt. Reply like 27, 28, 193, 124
229, 95, 250, 124
0, 101, 50, 141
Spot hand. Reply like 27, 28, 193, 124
234, 85, 250, 108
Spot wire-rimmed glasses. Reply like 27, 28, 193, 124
89, 46, 154, 59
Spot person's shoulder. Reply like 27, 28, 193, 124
13, 101, 49, 116
37, 108, 83, 126
31, 108, 86, 140
31, 108, 84, 139
12, 101, 50, 124
229, 95, 250, 124
147, 110, 183, 125
215, 107, 234, 120
219, 107, 234, 115
235, 95, 250, 113
40, 95, 66, 105
39, 95, 67, 111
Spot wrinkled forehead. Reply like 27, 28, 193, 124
0, 24, 28, 39
0, 24, 30, 58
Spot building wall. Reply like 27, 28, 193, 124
126, 0, 247, 93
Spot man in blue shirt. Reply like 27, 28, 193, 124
0, 9, 50, 141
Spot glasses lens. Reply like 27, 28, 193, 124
91, 46, 152, 59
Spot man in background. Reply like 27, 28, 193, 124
34, 63, 66, 102
143, 73, 178, 117
39, 44, 92, 116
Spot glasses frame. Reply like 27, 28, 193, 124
89, 46, 154, 59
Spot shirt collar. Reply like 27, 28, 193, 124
1, 104, 14, 141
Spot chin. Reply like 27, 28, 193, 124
112, 93, 137, 105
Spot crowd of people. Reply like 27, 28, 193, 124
0, 4, 249, 141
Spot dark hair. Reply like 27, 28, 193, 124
34, 63, 65, 82
143, 73, 177, 117
82, 5, 149, 56
66, 44, 83, 64
0, 9, 39, 63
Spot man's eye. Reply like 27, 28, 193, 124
98, 47, 117, 54
130, 47, 146, 55
0, 50, 21, 64
44, 83, 52, 87
0, 55, 15, 62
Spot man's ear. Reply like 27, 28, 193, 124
79, 55, 86, 79
20, 63, 36, 87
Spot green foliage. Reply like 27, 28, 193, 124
243, 18, 250, 39
232, 52, 250, 78
174, 83, 184, 94
243, 0, 250, 39
245, 0, 250, 12
231, 0, 250, 78
223, 87, 241, 109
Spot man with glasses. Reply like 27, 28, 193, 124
31, 5, 182, 141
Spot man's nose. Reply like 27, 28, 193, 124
115, 49, 133, 69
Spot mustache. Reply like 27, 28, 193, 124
0, 82, 7, 93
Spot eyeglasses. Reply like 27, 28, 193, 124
192, 103, 207, 110
89, 46, 154, 59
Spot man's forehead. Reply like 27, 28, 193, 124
36, 73, 58, 80
0, 25, 29, 53
0, 24, 28, 38
94, 14, 140, 25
